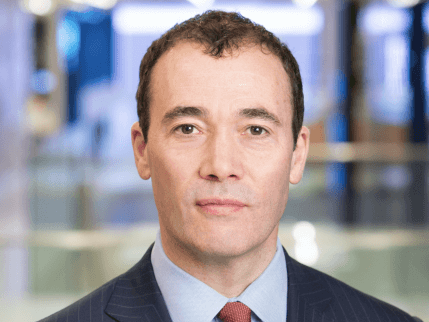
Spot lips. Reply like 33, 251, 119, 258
196, 198, 246, 207
196, 199, 246, 216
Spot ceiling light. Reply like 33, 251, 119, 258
386, 0, 420, 8
27, 0, 53, 16
88, 0, 117, 10
187, 0, 215, 9
70, 0, 117, 10
361, 4, 412, 35
291, 0, 318, 9
113, 3, 324, 36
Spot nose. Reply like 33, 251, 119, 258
198, 130, 244, 182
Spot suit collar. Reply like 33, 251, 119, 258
152, 234, 288, 322
105, 243, 173, 322
284, 247, 334, 322
105, 243, 334, 322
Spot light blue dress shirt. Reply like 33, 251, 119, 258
151, 231, 287, 322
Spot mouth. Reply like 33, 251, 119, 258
196, 198, 246, 216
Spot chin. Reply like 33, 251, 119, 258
191, 230, 261, 259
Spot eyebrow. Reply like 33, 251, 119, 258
161, 106, 282, 126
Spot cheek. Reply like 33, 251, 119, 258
264, 168, 290, 202
148, 147, 174, 203
149, 145, 196, 201
259, 173, 289, 223
252, 152, 291, 211
251, 148, 291, 184
167, 149, 199, 183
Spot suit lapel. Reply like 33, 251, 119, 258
105, 244, 173, 322
284, 247, 334, 322
105, 244, 334, 322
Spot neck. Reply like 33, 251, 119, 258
161, 229, 278, 298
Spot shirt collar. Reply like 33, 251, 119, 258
151, 231, 287, 322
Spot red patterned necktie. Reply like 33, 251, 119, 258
218, 301, 252, 322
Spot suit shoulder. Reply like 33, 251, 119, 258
37, 275, 120, 322
37, 245, 155, 322
291, 259, 422, 322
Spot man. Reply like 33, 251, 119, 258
40, 10, 422, 322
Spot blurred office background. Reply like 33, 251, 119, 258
0, 0, 429, 320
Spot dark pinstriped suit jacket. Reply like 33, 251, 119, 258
38, 244, 422, 322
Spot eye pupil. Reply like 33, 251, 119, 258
182, 125, 194, 134
251, 126, 263, 135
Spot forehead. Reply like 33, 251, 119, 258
150, 42, 292, 118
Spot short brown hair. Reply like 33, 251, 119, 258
136, 10, 304, 147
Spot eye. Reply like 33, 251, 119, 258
246, 126, 268, 136
174, 124, 199, 135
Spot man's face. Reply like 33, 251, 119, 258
132, 42, 309, 260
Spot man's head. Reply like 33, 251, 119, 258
131, 10, 309, 266
136, 10, 304, 148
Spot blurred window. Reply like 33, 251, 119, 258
359, 3, 413, 125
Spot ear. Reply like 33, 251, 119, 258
131, 122, 151, 180
289, 126, 310, 185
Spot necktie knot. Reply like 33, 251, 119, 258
218, 302, 252, 322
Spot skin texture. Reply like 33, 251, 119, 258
131, 42, 310, 297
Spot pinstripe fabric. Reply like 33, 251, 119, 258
39, 244, 172, 322
38, 243, 422, 322
284, 248, 423, 322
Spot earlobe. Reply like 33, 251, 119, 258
131, 122, 151, 180
289, 126, 310, 185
